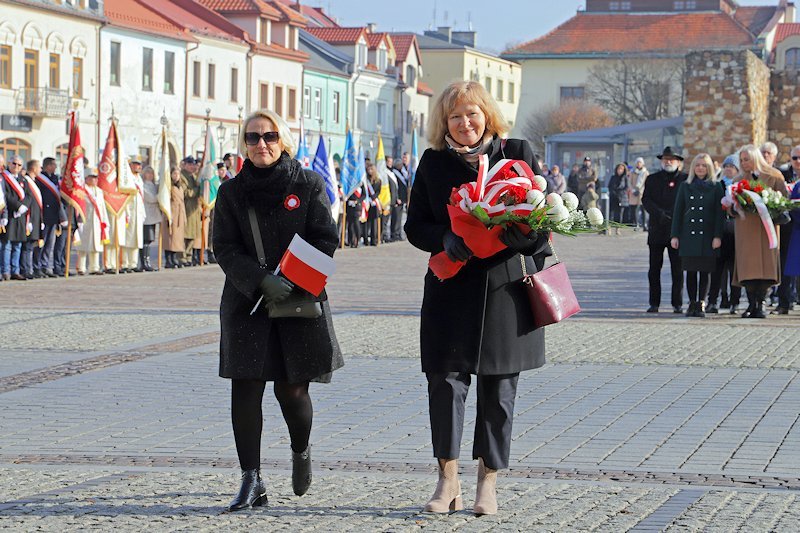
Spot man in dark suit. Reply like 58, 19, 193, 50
642, 147, 688, 313
33, 157, 67, 277
775, 145, 800, 314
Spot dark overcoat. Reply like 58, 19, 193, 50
213, 155, 343, 382
2, 174, 30, 242
405, 137, 551, 376
642, 168, 688, 245
670, 179, 725, 258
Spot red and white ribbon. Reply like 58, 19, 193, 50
2, 170, 24, 200
742, 189, 778, 249
35, 174, 59, 199
23, 176, 43, 211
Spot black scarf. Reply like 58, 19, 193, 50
239, 152, 302, 209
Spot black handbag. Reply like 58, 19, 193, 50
247, 206, 322, 319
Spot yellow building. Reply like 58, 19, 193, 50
416, 28, 521, 132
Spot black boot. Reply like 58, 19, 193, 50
143, 244, 155, 271
134, 249, 145, 272
228, 469, 268, 512
742, 289, 756, 318
685, 302, 696, 317
208, 250, 217, 264
164, 252, 174, 269
292, 446, 312, 496
694, 301, 706, 318
192, 249, 200, 266
751, 289, 767, 319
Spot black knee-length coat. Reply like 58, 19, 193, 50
405, 137, 551, 376
213, 155, 343, 382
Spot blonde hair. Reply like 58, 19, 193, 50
686, 153, 718, 184
427, 80, 510, 150
738, 144, 782, 179
239, 109, 297, 158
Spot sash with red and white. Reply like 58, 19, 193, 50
84, 186, 109, 242
35, 174, 59, 201
23, 176, 43, 211
451, 155, 539, 218
2, 169, 25, 201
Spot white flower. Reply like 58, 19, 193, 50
526, 189, 545, 207
547, 204, 570, 223
533, 175, 548, 192
561, 192, 579, 211
545, 193, 564, 207
586, 207, 604, 226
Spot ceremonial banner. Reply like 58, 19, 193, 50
156, 126, 172, 225
198, 125, 220, 209
410, 128, 419, 187
97, 121, 133, 216
312, 135, 340, 221
340, 127, 360, 198
60, 111, 87, 219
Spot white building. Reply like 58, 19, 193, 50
0, 0, 102, 166
390, 33, 432, 156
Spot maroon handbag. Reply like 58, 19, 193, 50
520, 241, 581, 328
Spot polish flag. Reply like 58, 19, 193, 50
278, 234, 336, 296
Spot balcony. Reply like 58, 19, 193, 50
15, 87, 72, 117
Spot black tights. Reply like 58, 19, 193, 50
231, 379, 313, 470
685, 271, 710, 303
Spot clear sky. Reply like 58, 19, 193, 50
313, 0, 790, 54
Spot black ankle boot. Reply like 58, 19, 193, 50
292, 446, 312, 496
685, 302, 696, 317
228, 469, 267, 511
143, 244, 155, 271
752, 289, 767, 319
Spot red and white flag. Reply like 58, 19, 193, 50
278, 234, 336, 297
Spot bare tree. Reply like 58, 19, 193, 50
586, 57, 685, 124
523, 98, 615, 155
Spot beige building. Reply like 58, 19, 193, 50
416, 28, 521, 132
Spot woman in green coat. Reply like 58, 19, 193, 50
670, 153, 725, 317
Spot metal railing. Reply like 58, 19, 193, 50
15, 87, 72, 117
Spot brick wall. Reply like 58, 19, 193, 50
768, 70, 800, 164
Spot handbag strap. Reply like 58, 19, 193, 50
247, 206, 267, 268
520, 237, 559, 277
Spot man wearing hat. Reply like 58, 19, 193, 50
642, 146, 688, 313
576, 156, 598, 198
180, 156, 202, 266
75, 168, 109, 275
117, 159, 146, 273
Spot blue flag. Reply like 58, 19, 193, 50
410, 128, 419, 187
340, 128, 360, 198
313, 135, 340, 220
295, 118, 310, 168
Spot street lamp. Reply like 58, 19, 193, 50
216, 122, 226, 161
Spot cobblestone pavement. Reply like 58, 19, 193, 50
1, 229, 800, 531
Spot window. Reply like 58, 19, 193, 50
207, 64, 216, 99
376, 102, 386, 128
56, 142, 69, 170
192, 61, 201, 97
303, 86, 310, 118
496, 79, 504, 102
72, 57, 83, 98
110, 41, 120, 86
49, 54, 60, 88
673, 0, 695, 8
259, 18, 269, 45
138, 146, 152, 167
787, 48, 800, 69
356, 99, 366, 130
508, 82, 515, 103
560, 86, 585, 101
24, 49, 38, 88
357, 42, 367, 67
259, 83, 268, 108
142, 47, 153, 91
230, 67, 238, 102
378, 47, 387, 71
0, 46, 10, 89
0, 137, 32, 163
406, 65, 416, 86
485, 77, 492, 94
288, 87, 296, 120
609, 1, 619, 10
332, 91, 340, 123
313, 88, 321, 120
273, 85, 283, 115
621, 1, 631, 8
406, 110, 413, 134
164, 51, 174, 94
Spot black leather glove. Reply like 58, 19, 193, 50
259, 274, 293, 304
442, 229, 472, 262
499, 225, 538, 252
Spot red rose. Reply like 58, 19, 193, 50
284, 194, 300, 210
753, 185, 764, 194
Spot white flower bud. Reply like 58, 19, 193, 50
547, 204, 570, 223
586, 207, 604, 226
561, 192, 579, 211
526, 189, 545, 207
546, 193, 564, 207
533, 175, 548, 192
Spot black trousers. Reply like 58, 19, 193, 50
390, 204, 404, 240
426, 372, 519, 471
777, 224, 796, 308
648, 241, 683, 308
685, 271, 710, 303
708, 234, 741, 306
346, 214, 361, 247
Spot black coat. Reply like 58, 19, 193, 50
37, 172, 67, 227
642, 168, 687, 245
405, 137, 550, 376
212, 155, 343, 382
2, 173, 30, 242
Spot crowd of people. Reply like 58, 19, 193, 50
0, 151, 240, 280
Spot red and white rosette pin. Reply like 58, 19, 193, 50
284, 194, 300, 211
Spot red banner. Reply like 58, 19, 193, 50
97, 121, 131, 216
60, 111, 87, 219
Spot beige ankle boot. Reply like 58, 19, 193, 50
423, 458, 463, 513
473, 457, 497, 515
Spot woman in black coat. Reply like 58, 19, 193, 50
607, 163, 630, 229
213, 110, 343, 511
405, 80, 550, 516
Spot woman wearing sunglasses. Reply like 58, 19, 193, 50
212, 110, 343, 511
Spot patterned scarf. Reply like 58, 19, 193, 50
444, 134, 493, 165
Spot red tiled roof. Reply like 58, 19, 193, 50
733, 6, 780, 37
416, 81, 434, 96
105, 0, 194, 41
390, 33, 419, 63
198, 0, 281, 18
366, 32, 388, 50
305, 26, 366, 44
270, 1, 306, 25
272, 0, 335, 27
774, 23, 800, 46
504, 12, 756, 56
138, 0, 248, 42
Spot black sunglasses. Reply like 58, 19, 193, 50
792, 156, 800, 161
244, 131, 280, 146
9, 161, 21, 166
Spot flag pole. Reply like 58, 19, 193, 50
65, 206, 73, 279
200, 110, 211, 266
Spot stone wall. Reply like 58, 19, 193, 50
682, 49, 770, 163
768, 70, 800, 164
